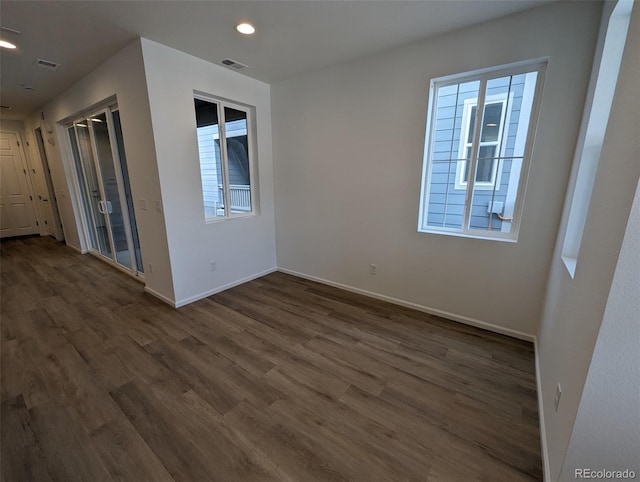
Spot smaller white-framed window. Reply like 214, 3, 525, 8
560, 0, 633, 277
455, 95, 509, 190
193, 94, 256, 221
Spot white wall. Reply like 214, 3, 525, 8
271, 2, 601, 338
140, 39, 276, 306
28, 39, 175, 301
538, 3, 640, 479
0, 120, 28, 138
559, 179, 640, 479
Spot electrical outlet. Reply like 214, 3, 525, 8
554, 383, 562, 411
210, 261, 217, 272
369, 264, 377, 275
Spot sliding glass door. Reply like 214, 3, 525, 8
68, 106, 143, 276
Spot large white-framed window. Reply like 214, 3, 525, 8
194, 94, 256, 221
418, 59, 546, 241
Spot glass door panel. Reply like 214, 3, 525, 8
68, 126, 98, 250
74, 123, 112, 259
112, 110, 143, 273
91, 112, 131, 269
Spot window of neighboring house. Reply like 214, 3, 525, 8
455, 96, 509, 190
194, 95, 255, 221
418, 59, 547, 241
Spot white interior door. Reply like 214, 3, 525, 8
0, 132, 39, 238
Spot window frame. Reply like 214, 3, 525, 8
193, 93, 257, 222
418, 59, 547, 242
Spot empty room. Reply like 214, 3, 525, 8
1, 1, 638, 481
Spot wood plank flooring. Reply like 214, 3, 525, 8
0, 236, 542, 481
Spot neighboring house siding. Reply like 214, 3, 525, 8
197, 120, 249, 217
197, 125, 222, 216
427, 76, 526, 231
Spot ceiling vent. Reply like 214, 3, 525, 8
35, 58, 61, 71
217, 58, 249, 71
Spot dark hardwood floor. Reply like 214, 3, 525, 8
1, 236, 542, 481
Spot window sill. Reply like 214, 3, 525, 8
561, 255, 577, 279
418, 227, 518, 243
454, 183, 498, 191
205, 212, 256, 224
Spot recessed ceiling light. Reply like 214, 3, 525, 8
0, 40, 17, 49
236, 23, 255, 35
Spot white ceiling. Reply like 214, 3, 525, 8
1, 0, 554, 119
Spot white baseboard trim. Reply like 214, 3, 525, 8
144, 286, 177, 306
67, 243, 87, 254
173, 267, 278, 308
277, 267, 535, 342
535, 339, 551, 481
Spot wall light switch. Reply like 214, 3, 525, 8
155, 200, 162, 213
140, 199, 147, 211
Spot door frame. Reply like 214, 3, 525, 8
64, 104, 144, 278
34, 127, 65, 241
